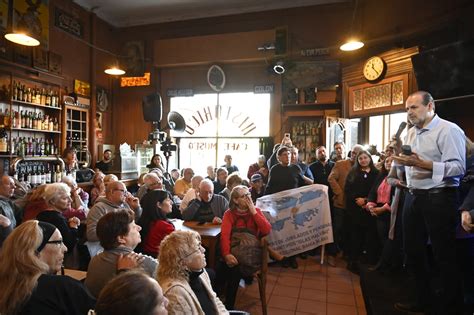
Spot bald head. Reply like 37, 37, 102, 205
0, 175, 15, 198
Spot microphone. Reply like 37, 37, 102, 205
394, 121, 407, 140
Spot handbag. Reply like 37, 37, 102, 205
230, 216, 262, 277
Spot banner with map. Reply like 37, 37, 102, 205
256, 184, 333, 257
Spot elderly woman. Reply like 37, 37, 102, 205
157, 230, 228, 315
218, 185, 271, 309
37, 183, 80, 253
138, 190, 175, 257
95, 270, 168, 315
61, 175, 89, 220
90, 171, 106, 206
0, 220, 96, 314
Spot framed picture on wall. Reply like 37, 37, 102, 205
33, 47, 48, 71
96, 86, 109, 112
74, 79, 90, 97
49, 52, 62, 74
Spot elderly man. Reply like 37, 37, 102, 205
86, 181, 142, 256
85, 209, 157, 297
331, 141, 346, 162
392, 91, 466, 314
173, 168, 194, 199
0, 175, 18, 247
137, 172, 163, 200
182, 179, 228, 223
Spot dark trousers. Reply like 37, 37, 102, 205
403, 190, 463, 314
327, 207, 345, 256
347, 208, 378, 264
216, 261, 242, 310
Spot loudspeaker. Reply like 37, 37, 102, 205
142, 93, 162, 122
167, 111, 186, 132
275, 27, 288, 56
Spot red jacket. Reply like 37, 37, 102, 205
220, 207, 271, 257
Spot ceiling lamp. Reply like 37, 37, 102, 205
104, 58, 126, 75
340, 0, 364, 52
4, 0, 40, 46
273, 61, 285, 75
340, 39, 364, 51
104, 67, 126, 75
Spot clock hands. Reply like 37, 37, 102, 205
371, 63, 379, 75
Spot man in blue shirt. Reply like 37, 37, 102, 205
393, 91, 466, 314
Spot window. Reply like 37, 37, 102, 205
368, 112, 407, 153
170, 93, 270, 177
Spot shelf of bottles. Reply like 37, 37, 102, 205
13, 158, 66, 187
290, 118, 323, 163
1, 78, 63, 159
65, 106, 88, 163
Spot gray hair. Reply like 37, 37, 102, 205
43, 183, 71, 204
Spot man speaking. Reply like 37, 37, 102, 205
393, 91, 465, 314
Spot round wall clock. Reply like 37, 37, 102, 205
207, 65, 226, 92
363, 56, 386, 81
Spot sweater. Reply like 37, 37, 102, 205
143, 220, 175, 257
19, 274, 95, 315
85, 246, 158, 297
220, 208, 271, 257
160, 270, 228, 315
182, 195, 228, 222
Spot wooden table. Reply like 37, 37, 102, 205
172, 219, 221, 269
62, 268, 87, 281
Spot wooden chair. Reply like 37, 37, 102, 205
254, 237, 269, 315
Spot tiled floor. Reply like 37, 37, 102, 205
234, 256, 366, 315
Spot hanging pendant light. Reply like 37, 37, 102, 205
340, 0, 364, 52
4, 0, 41, 46
104, 59, 126, 75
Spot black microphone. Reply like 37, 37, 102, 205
394, 121, 407, 140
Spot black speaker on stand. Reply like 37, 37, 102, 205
142, 93, 163, 122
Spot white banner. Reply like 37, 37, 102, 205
256, 184, 333, 257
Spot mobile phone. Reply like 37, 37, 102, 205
401, 145, 413, 155
284, 133, 291, 139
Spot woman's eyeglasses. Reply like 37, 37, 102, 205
239, 192, 251, 198
46, 239, 64, 247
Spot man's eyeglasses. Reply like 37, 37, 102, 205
46, 239, 64, 247
114, 189, 127, 194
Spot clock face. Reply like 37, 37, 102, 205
363, 56, 385, 81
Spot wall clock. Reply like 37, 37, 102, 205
207, 65, 226, 92
363, 56, 386, 81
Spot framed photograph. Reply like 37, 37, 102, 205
95, 112, 103, 131
33, 47, 48, 71
13, 45, 32, 66
74, 79, 90, 97
49, 52, 62, 74
96, 86, 109, 112
122, 40, 145, 77
13, 0, 50, 49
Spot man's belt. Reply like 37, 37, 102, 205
408, 187, 457, 195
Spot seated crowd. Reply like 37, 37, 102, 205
1, 117, 474, 315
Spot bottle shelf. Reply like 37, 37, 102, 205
12, 99, 62, 110
11, 127, 61, 134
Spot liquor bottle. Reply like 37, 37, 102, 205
46, 90, 51, 106
50, 164, 56, 183
49, 116, 53, 131
40, 138, 45, 156
55, 165, 62, 183
4, 108, 10, 127
40, 88, 46, 105
26, 166, 32, 184
54, 118, 59, 131
12, 81, 17, 100
45, 164, 51, 183
40, 165, 46, 185
18, 84, 23, 101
